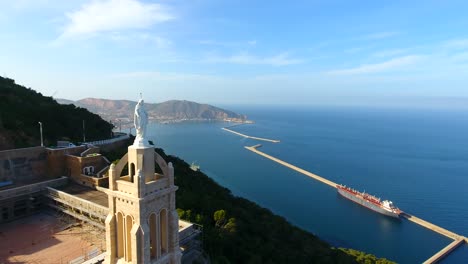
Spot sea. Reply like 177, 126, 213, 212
144, 105, 468, 264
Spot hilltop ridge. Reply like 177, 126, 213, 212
57, 98, 248, 125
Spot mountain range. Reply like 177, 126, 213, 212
57, 98, 248, 126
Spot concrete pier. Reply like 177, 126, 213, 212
224, 123, 245, 129
401, 213, 461, 240
244, 144, 467, 263
223, 127, 280, 143
423, 238, 465, 264
245, 145, 335, 187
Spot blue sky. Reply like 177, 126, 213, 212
1, 0, 468, 106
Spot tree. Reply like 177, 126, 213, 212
223, 218, 237, 233
214, 209, 226, 227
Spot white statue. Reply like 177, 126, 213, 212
134, 98, 148, 146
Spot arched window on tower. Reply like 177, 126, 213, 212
130, 163, 135, 183
160, 209, 168, 255
116, 212, 124, 258
149, 213, 158, 260
125, 215, 134, 261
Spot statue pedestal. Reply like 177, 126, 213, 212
133, 136, 150, 148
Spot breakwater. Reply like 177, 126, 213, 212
245, 144, 467, 263
245, 145, 334, 187
222, 127, 280, 143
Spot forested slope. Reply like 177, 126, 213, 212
0, 77, 113, 150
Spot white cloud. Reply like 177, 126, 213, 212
372, 49, 408, 58
0, 0, 61, 9
450, 51, 468, 62
197, 39, 257, 47
152, 36, 172, 49
247, 40, 257, 46
205, 52, 302, 66
444, 38, 468, 49
59, 0, 174, 39
111, 71, 222, 82
109, 32, 172, 48
327, 55, 421, 75
344, 46, 370, 54
365, 31, 399, 40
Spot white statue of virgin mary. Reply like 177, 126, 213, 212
134, 98, 148, 146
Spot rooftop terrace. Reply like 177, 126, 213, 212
58, 183, 109, 207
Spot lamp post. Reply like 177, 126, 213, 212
109, 120, 114, 138
38, 122, 43, 147
82, 120, 86, 143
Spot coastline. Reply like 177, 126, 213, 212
118, 118, 254, 130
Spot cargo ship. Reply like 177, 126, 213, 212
337, 184, 402, 218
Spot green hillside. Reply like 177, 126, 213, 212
150, 99, 245, 120
0, 77, 113, 150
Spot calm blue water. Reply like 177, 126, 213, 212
146, 106, 468, 264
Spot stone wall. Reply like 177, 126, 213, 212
0, 145, 114, 190
0, 147, 47, 186
70, 174, 109, 188
0, 177, 68, 223
97, 138, 130, 153
0, 177, 68, 200
0, 192, 44, 223
46, 146, 86, 178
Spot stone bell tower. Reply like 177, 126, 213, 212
105, 98, 181, 264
